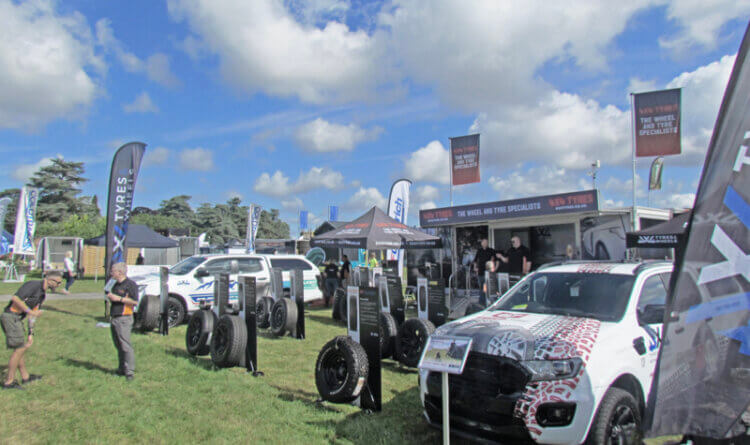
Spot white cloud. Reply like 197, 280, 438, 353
602, 174, 647, 199
281, 197, 304, 210
286, 0, 350, 25
488, 165, 589, 199
344, 186, 387, 213
123, 92, 158, 113
294, 118, 382, 152
660, 192, 695, 209
404, 140, 449, 184
144, 146, 170, 166
179, 147, 214, 171
11, 157, 55, 182
0, 0, 104, 130
168, 0, 392, 104
409, 184, 440, 218
254, 166, 345, 197
660, 0, 750, 53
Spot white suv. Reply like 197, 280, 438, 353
136, 253, 323, 326
419, 261, 672, 444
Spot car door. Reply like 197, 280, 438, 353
236, 257, 269, 299
187, 258, 234, 306
634, 273, 669, 387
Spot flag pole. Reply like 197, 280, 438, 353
630, 93, 638, 245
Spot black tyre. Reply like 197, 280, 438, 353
185, 309, 216, 356
257, 297, 274, 329
465, 302, 485, 316
585, 387, 641, 445
315, 336, 369, 404
380, 312, 398, 359
210, 315, 247, 368
136, 294, 160, 331
332, 289, 345, 321
395, 318, 435, 368
336, 291, 348, 323
418, 286, 427, 312
270, 298, 298, 337
168, 295, 186, 327
595, 242, 610, 260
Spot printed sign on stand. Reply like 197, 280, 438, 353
214, 273, 230, 317
497, 273, 510, 296
356, 286, 381, 412
386, 275, 405, 325
418, 335, 473, 374
428, 279, 447, 327
290, 269, 305, 339
271, 268, 283, 300
239, 275, 262, 376
158, 266, 169, 335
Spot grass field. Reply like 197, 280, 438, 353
0, 299, 679, 444
0, 277, 107, 295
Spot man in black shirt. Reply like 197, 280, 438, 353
339, 255, 351, 284
473, 239, 496, 306
106, 262, 139, 381
498, 236, 532, 276
1, 271, 62, 389
323, 259, 339, 307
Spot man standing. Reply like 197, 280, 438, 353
339, 254, 351, 284
1, 271, 62, 389
323, 259, 339, 307
498, 236, 532, 276
472, 238, 496, 306
106, 262, 139, 381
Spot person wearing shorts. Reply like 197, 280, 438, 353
1, 271, 62, 390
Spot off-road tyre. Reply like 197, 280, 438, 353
168, 295, 186, 327
380, 312, 398, 359
332, 289, 345, 321
315, 336, 369, 404
257, 296, 274, 329
210, 315, 247, 368
136, 294, 160, 332
395, 318, 436, 367
270, 298, 298, 337
585, 387, 641, 445
185, 309, 216, 356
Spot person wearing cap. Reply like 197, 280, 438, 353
106, 262, 139, 381
1, 271, 62, 389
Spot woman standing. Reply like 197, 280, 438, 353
63, 251, 76, 291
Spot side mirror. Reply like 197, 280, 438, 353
638, 304, 665, 325
194, 268, 209, 278
230, 260, 239, 275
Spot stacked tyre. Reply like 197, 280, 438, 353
135, 294, 160, 332
210, 314, 247, 368
315, 336, 369, 403
270, 298, 298, 336
394, 318, 435, 367
185, 309, 217, 356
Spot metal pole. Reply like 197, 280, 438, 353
449, 138, 453, 207
442, 372, 450, 445
631, 93, 638, 233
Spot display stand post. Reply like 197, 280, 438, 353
427, 278, 447, 327
270, 268, 283, 301
214, 273, 230, 318
442, 372, 450, 445
239, 275, 262, 376
158, 266, 169, 335
346, 285, 382, 412
290, 269, 305, 339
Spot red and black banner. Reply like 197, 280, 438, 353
634, 88, 681, 157
450, 134, 480, 185
105, 142, 146, 278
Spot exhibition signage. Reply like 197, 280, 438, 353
239, 275, 262, 376
634, 88, 682, 157
246, 204, 262, 253
647, 24, 750, 439
428, 279, 447, 327
105, 142, 146, 278
386, 179, 411, 280
328, 205, 339, 222
420, 190, 598, 227
12, 187, 39, 255
299, 210, 308, 231
649, 157, 664, 190
358, 287, 382, 411
450, 134, 480, 185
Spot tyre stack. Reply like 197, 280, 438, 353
134, 294, 160, 332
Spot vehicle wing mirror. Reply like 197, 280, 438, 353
230, 260, 239, 275
638, 304, 665, 325
194, 267, 209, 278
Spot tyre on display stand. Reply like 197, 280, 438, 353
167, 295, 186, 327
210, 314, 247, 368
315, 336, 369, 404
332, 289, 345, 321
335, 292, 348, 323
270, 298, 298, 337
395, 318, 436, 368
379, 312, 398, 359
185, 309, 216, 356
136, 294, 160, 332
256, 296, 274, 329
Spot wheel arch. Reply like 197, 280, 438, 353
609, 373, 646, 417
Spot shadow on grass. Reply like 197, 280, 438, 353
163, 347, 215, 371
62, 357, 117, 375
43, 305, 106, 322
306, 312, 346, 329
269, 384, 341, 414
381, 360, 417, 375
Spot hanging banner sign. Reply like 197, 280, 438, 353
299, 210, 308, 230
246, 204, 262, 253
450, 134, 480, 185
634, 88, 682, 157
328, 205, 339, 222
386, 179, 411, 280
12, 187, 39, 255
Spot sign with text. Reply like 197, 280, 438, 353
428, 279, 447, 327
418, 335, 473, 374
634, 88, 681, 157
450, 134, 480, 185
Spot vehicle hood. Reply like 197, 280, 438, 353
434, 310, 603, 361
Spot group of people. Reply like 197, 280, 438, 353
322, 254, 353, 307
473, 236, 532, 306
1, 262, 139, 389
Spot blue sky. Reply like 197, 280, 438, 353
1, 0, 749, 232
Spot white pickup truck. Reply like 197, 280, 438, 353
419, 261, 672, 444
135, 253, 323, 327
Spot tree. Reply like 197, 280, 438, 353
131, 213, 189, 234
35, 214, 105, 239
0, 188, 20, 232
257, 209, 289, 239
27, 158, 98, 223
159, 195, 193, 221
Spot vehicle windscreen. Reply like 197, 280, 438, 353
169, 256, 206, 275
490, 272, 636, 322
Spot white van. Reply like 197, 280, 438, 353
135, 253, 323, 326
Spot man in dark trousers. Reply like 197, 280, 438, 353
339, 254, 351, 285
323, 259, 339, 307
106, 262, 139, 381
1, 271, 62, 389
472, 238, 496, 306
498, 236, 532, 276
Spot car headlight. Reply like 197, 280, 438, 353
522, 358, 582, 381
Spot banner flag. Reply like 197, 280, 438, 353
450, 134, 480, 185
647, 24, 750, 439
246, 204, 262, 253
634, 88, 682, 157
649, 157, 664, 190
329, 205, 339, 222
104, 142, 146, 278
299, 210, 308, 230
386, 179, 411, 278
0, 197, 10, 232
12, 187, 39, 255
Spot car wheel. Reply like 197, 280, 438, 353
210, 314, 247, 368
256, 297, 274, 329
585, 387, 641, 445
270, 298, 298, 337
315, 336, 369, 404
168, 295, 186, 327
185, 309, 216, 356
595, 242, 610, 260
395, 318, 436, 368
136, 294, 160, 332
380, 312, 398, 359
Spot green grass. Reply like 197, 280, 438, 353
0, 277, 106, 295
0, 299, 680, 444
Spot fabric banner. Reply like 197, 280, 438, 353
450, 134, 480, 185
104, 142, 146, 278
246, 204, 262, 253
634, 88, 682, 157
299, 210, 308, 230
12, 187, 39, 255
0, 197, 10, 232
649, 157, 664, 190
386, 179, 411, 279
646, 24, 750, 439
328, 205, 339, 222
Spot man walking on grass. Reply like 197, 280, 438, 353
106, 262, 139, 381
1, 271, 62, 389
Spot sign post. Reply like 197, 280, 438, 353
158, 266, 169, 335
428, 278, 447, 327
290, 269, 305, 339
239, 275, 262, 376
346, 285, 382, 412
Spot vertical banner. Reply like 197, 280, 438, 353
386, 179, 411, 280
647, 25, 750, 439
246, 204, 262, 253
328, 205, 339, 222
105, 142, 146, 278
299, 210, 308, 231
634, 88, 682, 157
649, 157, 664, 190
450, 134, 480, 185
12, 187, 39, 255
